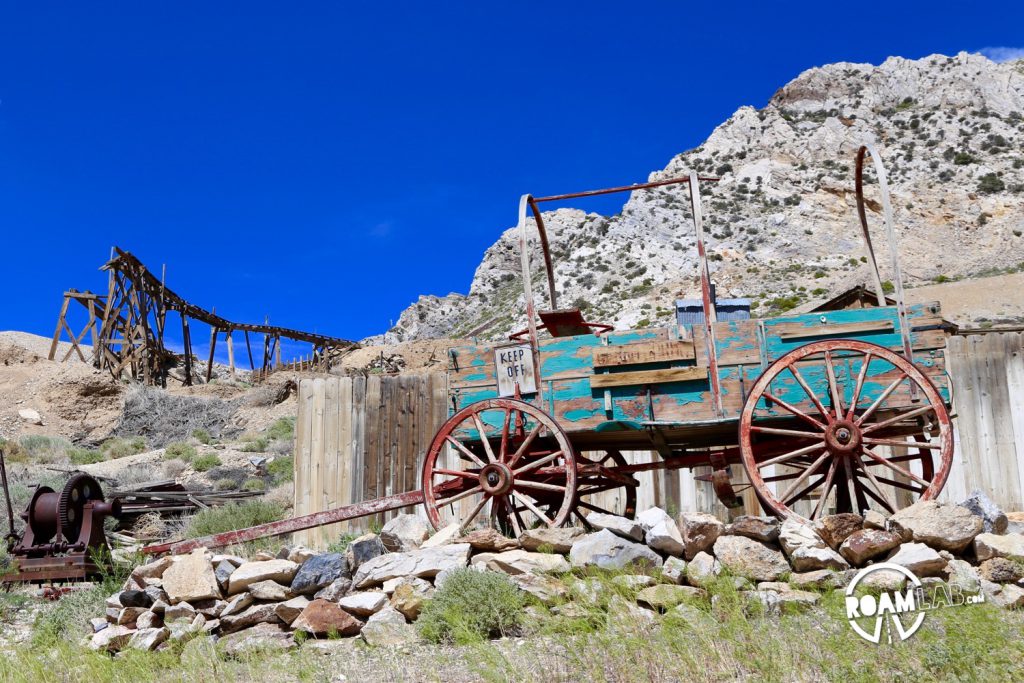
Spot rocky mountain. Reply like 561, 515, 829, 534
379, 52, 1024, 343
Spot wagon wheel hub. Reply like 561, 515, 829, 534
479, 463, 513, 496
825, 420, 862, 455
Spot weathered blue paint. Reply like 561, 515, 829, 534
461, 371, 490, 383
539, 334, 600, 376
595, 420, 643, 432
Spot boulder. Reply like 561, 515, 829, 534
508, 573, 568, 605
814, 513, 863, 550
275, 596, 310, 625
713, 536, 789, 582
352, 543, 471, 588
636, 584, 706, 610
456, 528, 520, 553
750, 586, 820, 613
974, 533, 1024, 562
789, 569, 848, 590
89, 625, 133, 652
979, 557, 1024, 583
685, 551, 722, 588
863, 510, 887, 530
661, 557, 687, 585
292, 599, 362, 637
958, 489, 1009, 534
611, 574, 656, 590
117, 607, 148, 626
287, 546, 317, 565
1008, 512, 1024, 535
727, 516, 780, 544
218, 623, 296, 655
680, 513, 725, 560
944, 559, 982, 595
90, 617, 109, 633
985, 582, 1024, 610
585, 512, 644, 542
469, 552, 497, 570
361, 605, 416, 647
214, 561, 235, 592
313, 578, 352, 602
645, 517, 685, 557
636, 507, 671, 530
839, 529, 902, 566
779, 520, 849, 572
390, 578, 433, 620
487, 549, 571, 575
346, 534, 386, 570
131, 556, 173, 583
518, 527, 584, 553
607, 595, 656, 634
380, 514, 430, 552
568, 529, 663, 570
18, 408, 42, 425
338, 591, 388, 617
886, 542, 948, 577
887, 500, 983, 553
220, 593, 254, 617
228, 559, 299, 595
219, 603, 283, 634
248, 580, 293, 602
421, 523, 462, 548
163, 602, 196, 623
128, 627, 169, 651
291, 553, 347, 595
162, 549, 222, 604
119, 589, 154, 608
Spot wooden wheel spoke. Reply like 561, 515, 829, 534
869, 474, 928, 495
777, 451, 830, 504
750, 425, 823, 439
783, 475, 826, 506
861, 405, 936, 435
862, 437, 940, 450
788, 364, 832, 423
445, 435, 486, 469
514, 480, 567, 493
499, 409, 512, 461
762, 470, 805, 484
437, 484, 483, 506
763, 391, 827, 431
846, 351, 874, 421
513, 450, 563, 476
513, 492, 553, 526
861, 447, 931, 487
856, 477, 897, 513
471, 413, 497, 462
757, 441, 827, 468
811, 461, 838, 520
507, 423, 542, 469
852, 458, 898, 512
855, 374, 905, 426
432, 468, 479, 480
459, 495, 491, 532
824, 350, 844, 419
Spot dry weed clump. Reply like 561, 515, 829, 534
114, 385, 239, 448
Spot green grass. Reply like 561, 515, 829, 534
163, 441, 197, 462
68, 447, 104, 465
240, 437, 269, 452
242, 478, 266, 492
266, 417, 295, 443
418, 569, 527, 644
191, 453, 222, 472
267, 455, 294, 483
100, 436, 147, 459
191, 428, 212, 445
184, 500, 285, 539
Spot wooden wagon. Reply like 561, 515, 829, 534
420, 145, 954, 532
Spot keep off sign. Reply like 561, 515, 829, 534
494, 344, 537, 397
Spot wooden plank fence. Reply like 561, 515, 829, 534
293, 331, 1024, 548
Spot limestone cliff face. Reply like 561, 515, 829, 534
378, 53, 1024, 343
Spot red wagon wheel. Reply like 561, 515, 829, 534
421, 398, 577, 534
739, 340, 953, 522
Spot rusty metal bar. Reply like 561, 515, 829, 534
532, 175, 719, 203
141, 489, 425, 555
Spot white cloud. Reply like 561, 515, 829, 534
977, 46, 1024, 63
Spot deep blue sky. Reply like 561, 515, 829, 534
2, 2, 1022, 355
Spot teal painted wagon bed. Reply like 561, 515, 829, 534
420, 147, 956, 532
